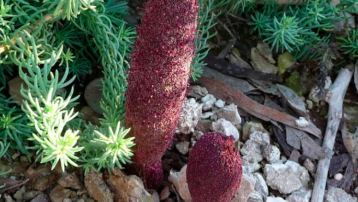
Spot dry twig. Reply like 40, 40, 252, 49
311, 68, 353, 202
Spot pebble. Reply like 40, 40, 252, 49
176, 141, 190, 155
303, 158, 315, 175
214, 99, 225, 108
354, 187, 358, 194
295, 117, 309, 128
306, 99, 313, 110
201, 94, 216, 111
334, 173, 343, 181
201, 111, 214, 119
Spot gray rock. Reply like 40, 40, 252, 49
289, 149, 301, 163
325, 187, 357, 202
250, 131, 270, 146
216, 103, 241, 125
247, 191, 264, 202
231, 171, 256, 202
212, 118, 240, 141
253, 173, 268, 198
160, 186, 170, 201
169, 166, 191, 202
306, 99, 313, 110
201, 111, 214, 119
241, 140, 264, 163
214, 99, 225, 108
190, 85, 208, 97
242, 159, 261, 173
263, 145, 281, 163
201, 94, 216, 111
30, 194, 50, 202
177, 98, 202, 134
264, 161, 310, 194
287, 188, 312, 202
176, 141, 190, 155
267, 196, 289, 202
303, 158, 315, 175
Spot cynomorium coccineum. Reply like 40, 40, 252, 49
187, 132, 243, 202
125, 0, 198, 189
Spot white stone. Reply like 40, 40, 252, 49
192, 131, 204, 140
263, 145, 281, 163
325, 186, 357, 202
169, 166, 192, 202
286, 188, 312, 202
176, 141, 190, 155
177, 98, 202, 134
231, 171, 256, 202
178, 166, 191, 202
324, 76, 332, 89
249, 131, 270, 146
267, 196, 289, 202
216, 103, 242, 125
303, 159, 315, 175
306, 100, 313, 110
351, 187, 358, 196
212, 118, 240, 141
201, 94, 216, 110
295, 117, 309, 128
160, 186, 170, 200
214, 99, 225, 108
247, 191, 264, 202
334, 173, 343, 181
210, 114, 218, 121
253, 173, 268, 198
201, 111, 214, 119
264, 161, 310, 194
308, 86, 321, 103
241, 140, 263, 163
242, 159, 261, 173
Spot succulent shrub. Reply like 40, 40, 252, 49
125, 0, 198, 188
0, 0, 135, 172
187, 132, 242, 202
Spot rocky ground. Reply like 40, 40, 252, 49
1, 66, 358, 202
2, 0, 358, 202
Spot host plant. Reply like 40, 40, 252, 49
0, 0, 135, 172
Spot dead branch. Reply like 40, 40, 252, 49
311, 68, 353, 202
197, 76, 322, 138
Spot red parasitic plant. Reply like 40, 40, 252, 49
125, 0, 198, 189
187, 132, 243, 202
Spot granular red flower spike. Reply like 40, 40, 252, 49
125, 0, 198, 189
187, 132, 243, 202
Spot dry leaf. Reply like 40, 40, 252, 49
342, 123, 358, 167
277, 84, 308, 119
286, 127, 325, 160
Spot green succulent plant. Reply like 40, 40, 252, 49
0, 0, 135, 173
337, 29, 358, 59
0, 141, 11, 197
